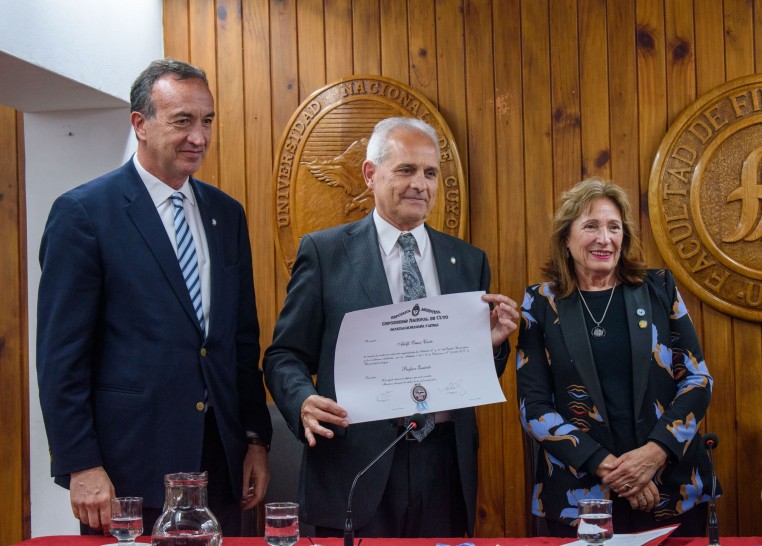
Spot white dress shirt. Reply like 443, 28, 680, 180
133, 155, 211, 335
373, 209, 441, 301
373, 210, 452, 423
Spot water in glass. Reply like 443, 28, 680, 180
111, 516, 143, 542
151, 531, 217, 546
109, 497, 143, 546
577, 498, 613, 546
578, 512, 613, 544
264, 502, 299, 546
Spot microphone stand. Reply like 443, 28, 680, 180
707, 445, 720, 546
704, 433, 720, 546
344, 418, 421, 546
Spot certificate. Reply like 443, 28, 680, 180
334, 291, 506, 424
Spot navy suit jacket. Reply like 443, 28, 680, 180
263, 213, 508, 533
37, 160, 271, 508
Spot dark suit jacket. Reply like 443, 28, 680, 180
516, 269, 718, 525
37, 160, 272, 508
263, 213, 508, 533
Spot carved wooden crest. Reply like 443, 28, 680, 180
649, 74, 762, 322
273, 75, 467, 276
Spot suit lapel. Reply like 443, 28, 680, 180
345, 214, 393, 307
624, 282, 653, 426
557, 292, 610, 427
123, 163, 204, 335
191, 179, 219, 338
427, 226, 461, 295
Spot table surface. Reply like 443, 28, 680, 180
12, 536, 762, 546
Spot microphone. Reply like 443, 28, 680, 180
343, 413, 426, 546
703, 432, 720, 546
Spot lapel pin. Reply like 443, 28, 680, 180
450, 257, 456, 265
636, 308, 645, 316
639, 320, 647, 329
211, 218, 217, 226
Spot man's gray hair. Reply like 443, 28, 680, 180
365, 117, 439, 164
130, 58, 208, 119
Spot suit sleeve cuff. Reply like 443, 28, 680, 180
493, 340, 509, 360
246, 431, 270, 451
583, 448, 610, 475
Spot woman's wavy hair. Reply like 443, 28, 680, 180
542, 178, 647, 297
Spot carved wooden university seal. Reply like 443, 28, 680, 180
649, 75, 762, 322
273, 75, 467, 275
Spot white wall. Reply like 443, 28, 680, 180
26, 110, 137, 536
0, 0, 164, 536
0, 0, 162, 108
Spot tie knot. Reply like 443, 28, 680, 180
171, 191, 184, 209
398, 232, 417, 252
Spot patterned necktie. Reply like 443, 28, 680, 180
398, 232, 435, 441
171, 191, 205, 334
398, 232, 426, 301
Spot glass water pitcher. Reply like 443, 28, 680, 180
151, 471, 222, 546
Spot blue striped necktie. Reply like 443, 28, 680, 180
398, 232, 435, 441
171, 191, 205, 333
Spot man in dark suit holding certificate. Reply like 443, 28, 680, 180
263, 117, 519, 538
37, 59, 271, 536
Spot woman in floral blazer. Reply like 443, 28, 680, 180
516, 179, 718, 536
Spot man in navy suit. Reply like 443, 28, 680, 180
37, 59, 271, 536
263, 117, 520, 538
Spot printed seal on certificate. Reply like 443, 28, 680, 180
411, 384, 429, 411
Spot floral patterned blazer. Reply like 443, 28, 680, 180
516, 269, 719, 526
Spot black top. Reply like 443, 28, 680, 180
578, 285, 637, 459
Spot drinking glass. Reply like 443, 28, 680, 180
264, 502, 299, 546
577, 498, 613, 545
109, 497, 143, 546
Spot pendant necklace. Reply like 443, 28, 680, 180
577, 281, 618, 339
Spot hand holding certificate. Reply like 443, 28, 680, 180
334, 291, 507, 423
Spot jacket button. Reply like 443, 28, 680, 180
200, 348, 207, 357
196, 402, 205, 412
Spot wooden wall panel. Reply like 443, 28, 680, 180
435, 0, 469, 197
352, 0, 381, 74
521, 0, 555, 285
407, 1, 437, 104
635, 0, 666, 267
0, 106, 29, 543
693, 0, 737, 534
664, 0, 705, 339
607, 0, 639, 203
189, 0, 220, 186
464, 0, 503, 535
155, 0, 762, 537
216, 0, 247, 204
756, 0, 762, 73
579, 0, 611, 182
380, 0, 409, 83
492, 0, 527, 535
163, 0, 190, 60
549, 0, 582, 193
269, 0, 299, 305
324, 0, 354, 81
297, 0, 326, 99
734, 320, 762, 533
724, 3, 762, 531
242, 0, 278, 355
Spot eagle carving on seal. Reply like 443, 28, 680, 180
304, 138, 374, 216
